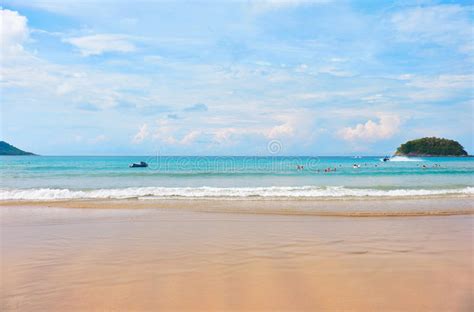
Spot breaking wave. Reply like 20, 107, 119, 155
1, 186, 473, 201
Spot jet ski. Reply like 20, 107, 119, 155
129, 161, 148, 168
382, 157, 390, 162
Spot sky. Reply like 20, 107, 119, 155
1, 0, 473, 156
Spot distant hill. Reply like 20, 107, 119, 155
395, 137, 468, 157
0, 141, 36, 155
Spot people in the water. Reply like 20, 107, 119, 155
307, 160, 444, 173
309, 161, 440, 173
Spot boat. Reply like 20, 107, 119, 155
129, 161, 148, 168
382, 157, 390, 162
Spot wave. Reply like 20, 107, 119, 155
1, 186, 473, 201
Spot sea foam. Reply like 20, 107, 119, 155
1, 186, 473, 200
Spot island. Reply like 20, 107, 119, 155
0, 141, 36, 155
395, 137, 468, 157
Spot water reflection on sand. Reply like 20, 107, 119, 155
1, 206, 473, 311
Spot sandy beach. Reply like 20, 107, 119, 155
1, 200, 473, 311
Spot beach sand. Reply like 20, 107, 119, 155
1, 200, 473, 311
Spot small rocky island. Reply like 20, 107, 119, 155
395, 137, 468, 157
0, 141, 36, 155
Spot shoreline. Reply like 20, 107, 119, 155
2, 196, 473, 217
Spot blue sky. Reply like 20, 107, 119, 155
1, 0, 473, 155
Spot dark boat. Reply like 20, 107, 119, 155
129, 161, 148, 168
382, 157, 390, 162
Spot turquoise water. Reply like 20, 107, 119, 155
1, 156, 473, 199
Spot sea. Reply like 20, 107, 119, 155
1, 155, 473, 200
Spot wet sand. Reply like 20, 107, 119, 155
1, 203, 473, 311
1, 195, 473, 216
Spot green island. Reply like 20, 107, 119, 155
395, 137, 469, 157
0, 141, 36, 156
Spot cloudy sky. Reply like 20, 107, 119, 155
1, 0, 473, 155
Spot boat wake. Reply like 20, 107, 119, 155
383, 156, 424, 162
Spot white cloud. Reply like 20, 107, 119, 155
151, 119, 202, 145
64, 34, 136, 56
405, 74, 473, 101
89, 134, 107, 144
56, 82, 73, 95
391, 5, 472, 49
330, 57, 348, 63
152, 119, 180, 144
361, 94, 384, 104
266, 122, 294, 139
251, 0, 330, 12
295, 63, 308, 72
339, 115, 401, 142
133, 123, 149, 144
180, 130, 202, 145
317, 66, 353, 77
147, 112, 309, 147
212, 113, 311, 145
212, 128, 235, 143
1, 50, 151, 110
295, 89, 365, 102
264, 114, 304, 139
296, 92, 330, 101
407, 74, 472, 90
212, 127, 257, 144
0, 8, 29, 54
